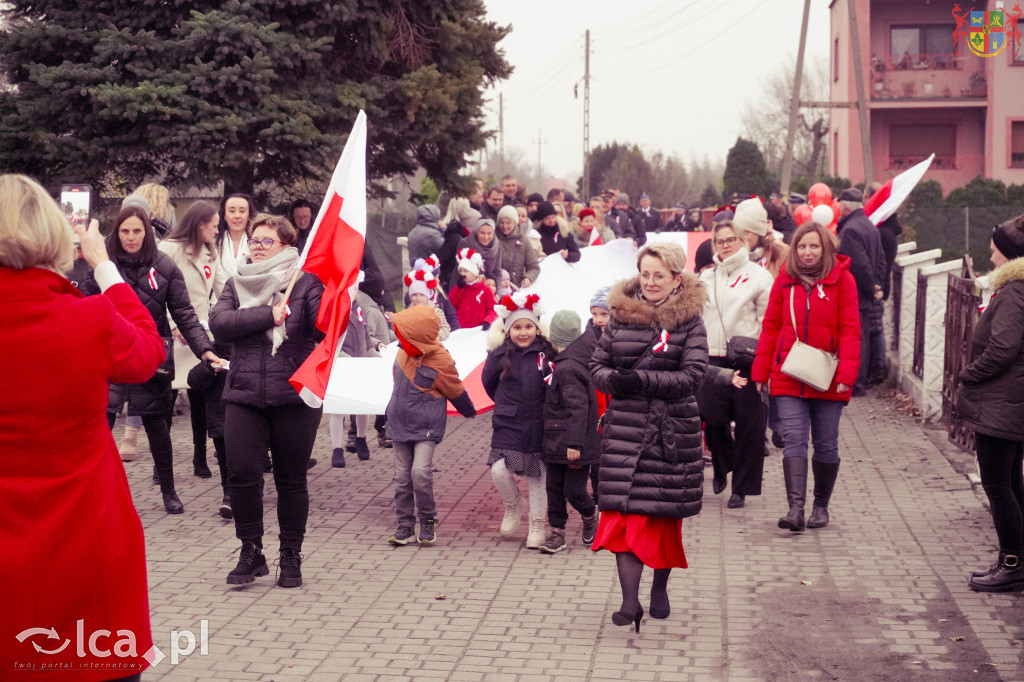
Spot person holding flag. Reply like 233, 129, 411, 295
210, 214, 324, 588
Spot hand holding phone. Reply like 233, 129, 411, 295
73, 219, 109, 270
60, 184, 91, 229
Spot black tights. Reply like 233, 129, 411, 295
976, 433, 1024, 555
615, 551, 671, 614
108, 411, 176, 492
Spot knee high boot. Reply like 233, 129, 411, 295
778, 457, 807, 532
145, 417, 183, 514
189, 390, 211, 478
807, 460, 840, 529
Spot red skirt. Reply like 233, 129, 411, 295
591, 510, 688, 569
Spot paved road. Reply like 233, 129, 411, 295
127, 391, 1020, 681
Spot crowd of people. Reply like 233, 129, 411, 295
4, 170, 1024, 678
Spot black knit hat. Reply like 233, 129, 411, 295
527, 193, 544, 205
535, 201, 557, 221
695, 238, 715, 271
992, 213, 1024, 260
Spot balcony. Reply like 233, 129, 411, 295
870, 53, 987, 101
885, 154, 984, 172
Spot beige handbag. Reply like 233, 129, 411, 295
780, 287, 839, 392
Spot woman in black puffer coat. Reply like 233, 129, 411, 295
210, 214, 323, 589
958, 215, 1024, 593
93, 206, 218, 515
590, 242, 709, 632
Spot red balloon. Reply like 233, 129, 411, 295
807, 183, 833, 207
793, 204, 813, 226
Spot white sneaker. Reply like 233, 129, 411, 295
525, 514, 546, 549
500, 495, 525, 536
120, 424, 140, 461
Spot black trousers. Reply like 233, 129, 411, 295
975, 433, 1024, 555
546, 462, 596, 529
108, 410, 177, 492
224, 402, 322, 551
697, 357, 766, 496
187, 388, 207, 453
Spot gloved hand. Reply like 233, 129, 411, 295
608, 370, 642, 397
450, 391, 477, 418
481, 321, 491, 331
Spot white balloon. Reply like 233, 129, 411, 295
811, 204, 834, 227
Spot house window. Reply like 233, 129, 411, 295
889, 124, 956, 168
1012, 122, 1024, 168
834, 37, 839, 81
890, 25, 956, 68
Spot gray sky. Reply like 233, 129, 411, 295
481, 0, 831, 182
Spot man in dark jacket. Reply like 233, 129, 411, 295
606, 192, 644, 244
637, 193, 663, 235
480, 185, 505, 221
865, 182, 905, 385
540, 311, 599, 554
837, 188, 886, 395
768, 192, 796, 244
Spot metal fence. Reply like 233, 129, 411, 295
941, 257, 980, 451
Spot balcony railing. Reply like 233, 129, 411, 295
886, 154, 984, 171
871, 53, 987, 100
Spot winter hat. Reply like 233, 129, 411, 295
496, 291, 543, 330
456, 247, 484, 277
122, 194, 151, 214
578, 208, 596, 221
992, 214, 1024, 261
694, 238, 716, 272
712, 209, 734, 224
563, 191, 576, 204
733, 198, 769, 237
615, 193, 630, 205
673, 201, 687, 210
412, 254, 441, 274
589, 285, 611, 311
527, 192, 544, 205
459, 206, 481, 231
788, 192, 807, 205
404, 267, 439, 301
496, 205, 519, 226
549, 310, 582, 348
639, 192, 651, 200
838, 187, 863, 203
535, 201, 557, 221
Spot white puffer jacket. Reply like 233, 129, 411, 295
699, 247, 774, 357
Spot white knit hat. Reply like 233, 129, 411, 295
404, 267, 439, 300
496, 291, 543, 329
456, 247, 484, 277
733, 198, 769, 237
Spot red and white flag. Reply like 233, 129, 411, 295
864, 154, 934, 226
289, 111, 368, 407
588, 225, 603, 246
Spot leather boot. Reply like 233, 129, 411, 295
778, 457, 807, 532
969, 554, 1024, 592
193, 445, 212, 478
972, 551, 1005, 578
120, 424, 140, 461
807, 459, 840, 529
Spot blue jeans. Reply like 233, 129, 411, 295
393, 440, 437, 527
774, 396, 845, 463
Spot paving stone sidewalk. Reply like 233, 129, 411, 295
126, 391, 1021, 681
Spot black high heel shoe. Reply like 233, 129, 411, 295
611, 606, 644, 633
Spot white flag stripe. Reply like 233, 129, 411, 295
868, 154, 934, 226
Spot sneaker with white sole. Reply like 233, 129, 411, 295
388, 526, 415, 545
418, 519, 437, 544
539, 528, 566, 553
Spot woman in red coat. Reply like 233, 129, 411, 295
752, 221, 861, 533
0, 175, 165, 681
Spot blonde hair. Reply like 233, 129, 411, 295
0, 174, 74, 272
250, 213, 298, 247
131, 183, 173, 223
637, 241, 687, 275
442, 197, 469, 225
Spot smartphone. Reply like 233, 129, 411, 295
60, 184, 92, 230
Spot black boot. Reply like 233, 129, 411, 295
807, 460, 840, 529
778, 457, 807, 532
158, 465, 183, 514
276, 548, 303, 588
193, 445, 212, 478
972, 551, 1005, 578
188, 389, 211, 477
226, 540, 268, 584
969, 554, 1024, 592
355, 436, 370, 461
332, 447, 346, 468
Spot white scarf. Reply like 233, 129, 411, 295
233, 247, 298, 354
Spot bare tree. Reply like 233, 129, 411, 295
741, 56, 829, 181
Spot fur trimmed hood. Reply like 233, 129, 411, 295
608, 273, 707, 330
989, 257, 1024, 291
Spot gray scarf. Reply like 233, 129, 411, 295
233, 247, 299, 354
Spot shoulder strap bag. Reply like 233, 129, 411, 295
780, 287, 839, 392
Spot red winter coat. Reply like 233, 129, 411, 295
751, 255, 861, 401
449, 278, 498, 328
0, 267, 165, 680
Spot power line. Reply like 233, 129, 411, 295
593, 0, 703, 49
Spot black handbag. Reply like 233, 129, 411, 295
726, 335, 758, 371
154, 336, 174, 378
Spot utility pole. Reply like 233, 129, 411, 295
848, 0, 873, 186
780, 0, 811, 199
499, 92, 504, 163
583, 29, 591, 199
531, 129, 546, 180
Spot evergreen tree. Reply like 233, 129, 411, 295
722, 137, 769, 199
0, 0, 510, 199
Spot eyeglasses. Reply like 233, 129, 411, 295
714, 237, 739, 248
247, 237, 280, 249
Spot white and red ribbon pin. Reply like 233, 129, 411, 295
147, 267, 158, 290
537, 352, 554, 384
729, 273, 749, 288
356, 306, 365, 324
816, 283, 828, 300
203, 265, 212, 280
652, 329, 669, 353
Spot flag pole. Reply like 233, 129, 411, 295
281, 268, 302, 306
